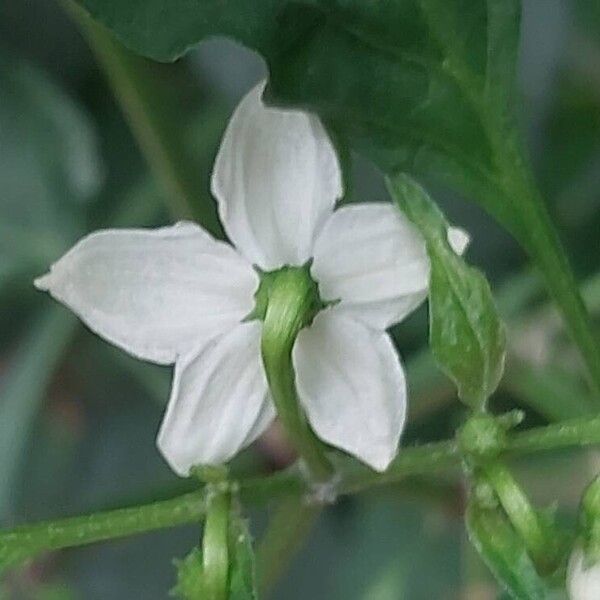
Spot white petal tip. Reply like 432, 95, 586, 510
34, 273, 52, 291
366, 451, 396, 473
156, 436, 192, 478
447, 227, 470, 255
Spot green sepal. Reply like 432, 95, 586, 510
228, 503, 258, 600
171, 492, 259, 600
388, 174, 506, 410
246, 263, 333, 326
172, 548, 206, 600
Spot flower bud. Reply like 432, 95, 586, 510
567, 545, 600, 600
457, 414, 506, 466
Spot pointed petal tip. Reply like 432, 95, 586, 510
156, 435, 191, 478
448, 227, 470, 255
33, 272, 52, 291
363, 446, 397, 473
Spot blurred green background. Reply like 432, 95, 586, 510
1, 1, 599, 598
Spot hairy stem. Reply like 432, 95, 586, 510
6, 414, 600, 569
0, 491, 208, 572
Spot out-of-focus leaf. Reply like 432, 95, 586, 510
540, 79, 600, 203
33, 582, 77, 600
73, 0, 515, 201
389, 174, 506, 409
0, 307, 76, 517
0, 56, 102, 266
574, 0, 600, 42
361, 561, 406, 600
273, 497, 462, 599
505, 362, 594, 421
466, 501, 551, 600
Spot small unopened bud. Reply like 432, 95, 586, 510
567, 545, 600, 600
457, 414, 506, 465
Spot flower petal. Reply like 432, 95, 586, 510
311, 203, 430, 330
211, 80, 342, 269
35, 222, 258, 364
157, 321, 274, 476
312, 205, 471, 330
568, 545, 600, 600
447, 226, 470, 255
293, 310, 407, 471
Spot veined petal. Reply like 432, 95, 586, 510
293, 311, 407, 471
34, 222, 258, 364
211, 80, 342, 270
157, 321, 275, 476
311, 203, 429, 330
312, 204, 470, 330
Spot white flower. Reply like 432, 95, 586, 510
568, 545, 600, 600
35, 81, 467, 477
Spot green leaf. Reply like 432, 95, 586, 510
229, 506, 258, 600
73, 0, 600, 394
75, 0, 497, 188
388, 174, 505, 409
466, 501, 551, 600
0, 55, 102, 266
0, 307, 77, 518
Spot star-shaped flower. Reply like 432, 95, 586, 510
35, 81, 467, 476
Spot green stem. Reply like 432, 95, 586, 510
505, 416, 600, 454
340, 440, 459, 494
260, 269, 334, 482
202, 489, 230, 600
65, 1, 220, 229
482, 462, 554, 571
6, 414, 600, 570
0, 491, 208, 572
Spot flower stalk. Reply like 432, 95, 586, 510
482, 461, 559, 573
202, 487, 230, 600
260, 267, 334, 482
458, 414, 562, 573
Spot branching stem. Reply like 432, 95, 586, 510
5, 414, 600, 571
